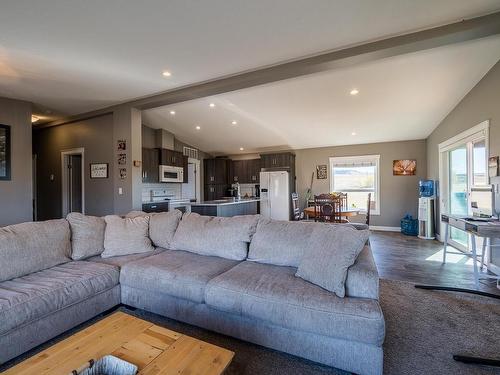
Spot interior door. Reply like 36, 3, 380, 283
448, 145, 468, 249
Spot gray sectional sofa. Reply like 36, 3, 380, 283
0, 212, 385, 375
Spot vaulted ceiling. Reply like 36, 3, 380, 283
1, 0, 500, 121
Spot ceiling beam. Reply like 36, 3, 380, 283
40, 11, 500, 128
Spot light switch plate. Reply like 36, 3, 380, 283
118, 187, 123, 195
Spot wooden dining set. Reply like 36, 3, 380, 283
293, 192, 371, 225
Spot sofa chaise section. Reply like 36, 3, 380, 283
0, 261, 120, 363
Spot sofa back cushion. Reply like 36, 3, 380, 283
170, 213, 260, 260
248, 219, 318, 267
0, 219, 71, 282
102, 215, 155, 258
67, 212, 106, 260
149, 210, 182, 249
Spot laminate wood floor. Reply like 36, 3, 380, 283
369, 231, 500, 295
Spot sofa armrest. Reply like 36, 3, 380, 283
345, 244, 379, 300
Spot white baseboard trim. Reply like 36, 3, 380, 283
369, 226, 400, 232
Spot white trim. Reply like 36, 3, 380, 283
438, 120, 489, 152
437, 120, 489, 241
369, 225, 400, 232
329, 154, 380, 215
61, 148, 85, 216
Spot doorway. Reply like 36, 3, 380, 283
182, 158, 201, 202
61, 148, 85, 216
439, 121, 488, 252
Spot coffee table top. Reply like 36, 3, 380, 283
4, 311, 234, 375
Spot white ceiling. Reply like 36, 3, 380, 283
1, 0, 500, 119
142, 37, 500, 155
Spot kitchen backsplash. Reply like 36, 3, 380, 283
235, 183, 259, 198
142, 183, 181, 202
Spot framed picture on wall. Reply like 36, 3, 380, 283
316, 165, 327, 179
90, 163, 109, 179
0, 124, 11, 181
393, 159, 416, 176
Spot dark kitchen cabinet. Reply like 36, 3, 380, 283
204, 158, 230, 184
160, 149, 184, 167
248, 159, 261, 183
182, 155, 188, 183
260, 152, 295, 169
204, 184, 227, 201
230, 159, 260, 183
142, 148, 159, 183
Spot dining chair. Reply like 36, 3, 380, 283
366, 192, 372, 226
291, 192, 302, 221
313, 194, 341, 223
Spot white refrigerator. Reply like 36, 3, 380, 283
260, 171, 290, 220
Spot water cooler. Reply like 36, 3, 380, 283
418, 180, 435, 240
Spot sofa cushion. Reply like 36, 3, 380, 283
170, 213, 259, 260
248, 219, 318, 267
205, 261, 385, 345
0, 219, 71, 282
102, 215, 154, 258
0, 261, 119, 335
87, 248, 164, 269
67, 213, 106, 260
296, 226, 370, 298
345, 246, 379, 300
120, 250, 239, 303
149, 210, 182, 249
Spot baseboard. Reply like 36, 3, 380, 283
369, 226, 400, 232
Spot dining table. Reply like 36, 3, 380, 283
303, 206, 360, 219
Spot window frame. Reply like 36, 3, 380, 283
329, 154, 381, 215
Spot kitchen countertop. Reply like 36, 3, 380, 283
188, 197, 261, 206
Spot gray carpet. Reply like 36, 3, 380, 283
1, 279, 499, 374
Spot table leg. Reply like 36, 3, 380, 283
442, 222, 449, 264
471, 235, 479, 288
480, 237, 487, 270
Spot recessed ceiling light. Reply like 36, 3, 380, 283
351, 132, 357, 136
169, 110, 176, 115
162, 71, 171, 77
31, 115, 39, 123
231, 121, 237, 125
350, 89, 359, 96
209, 103, 215, 108
239, 147, 244, 151
195, 126, 201, 130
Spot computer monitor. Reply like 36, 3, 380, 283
470, 185, 494, 218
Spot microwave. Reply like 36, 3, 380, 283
159, 165, 184, 183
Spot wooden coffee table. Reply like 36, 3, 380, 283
4, 311, 234, 375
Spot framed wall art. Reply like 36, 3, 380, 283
316, 164, 327, 179
393, 159, 416, 176
0, 124, 11, 181
90, 163, 109, 179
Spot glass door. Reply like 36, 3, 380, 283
449, 145, 468, 250
446, 138, 488, 252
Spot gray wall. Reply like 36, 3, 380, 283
34, 114, 114, 220
295, 140, 427, 227
427, 60, 500, 268
0, 97, 32, 226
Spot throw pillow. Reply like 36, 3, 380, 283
67, 212, 106, 260
295, 225, 370, 298
102, 215, 154, 258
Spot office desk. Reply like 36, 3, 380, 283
441, 214, 500, 288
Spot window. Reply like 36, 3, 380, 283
329, 155, 380, 215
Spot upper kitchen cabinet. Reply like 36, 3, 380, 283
160, 149, 184, 167
260, 152, 295, 169
142, 148, 159, 183
231, 159, 260, 183
204, 158, 230, 184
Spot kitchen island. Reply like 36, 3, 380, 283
188, 197, 260, 217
